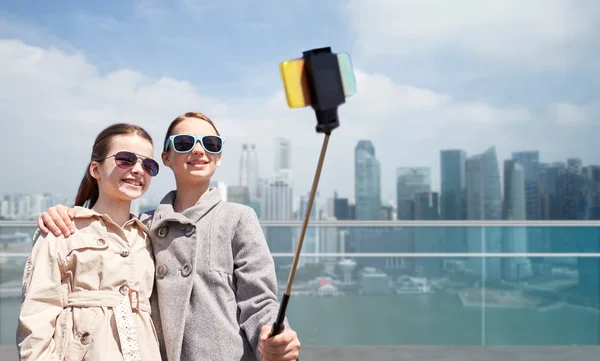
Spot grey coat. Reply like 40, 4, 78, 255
140, 188, 288, 361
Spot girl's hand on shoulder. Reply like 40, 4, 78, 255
38, 205, 77, 237
258, 325, 301, 361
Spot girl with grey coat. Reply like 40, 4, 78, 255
38, 112, 301, 361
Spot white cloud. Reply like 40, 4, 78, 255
0, 39, 229, 198
0, 39, 597, 204
550, 101, 600, 126
343, 0, 599, 68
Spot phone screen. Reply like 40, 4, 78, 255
279, 53, 356, 108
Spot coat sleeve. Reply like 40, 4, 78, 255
16, 231, 65, 361
232, 207, 290, 357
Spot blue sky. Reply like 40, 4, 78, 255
0, 0, 351, 97
1, 0, 599, 204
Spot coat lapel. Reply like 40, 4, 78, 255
181, 188, 222, 224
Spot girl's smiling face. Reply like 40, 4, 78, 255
162, 117, 222, 185
90, 134, 155, 202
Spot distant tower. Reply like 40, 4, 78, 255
248, 144, 259, 201
240, 144, 259, 201
339, 259, 356, 284
239, 144, 249, 187
274, 138, 291, 173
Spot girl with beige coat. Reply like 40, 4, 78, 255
17, 124, 163, 361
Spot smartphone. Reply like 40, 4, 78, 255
280, 53, 357, 108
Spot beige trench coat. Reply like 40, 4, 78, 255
16, 207, 162, 361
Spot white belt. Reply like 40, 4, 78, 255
67, 290, 147, 361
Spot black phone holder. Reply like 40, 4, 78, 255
302, 47, 346, 135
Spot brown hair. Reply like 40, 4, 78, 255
163, 112, 220, 152
75, 123, 153, 208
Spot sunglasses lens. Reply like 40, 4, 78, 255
142, 159, 160, 177
114, 151, 137, 168
173, 135, 196, 152
114, 151, 158, 177
202, 136, 223, 153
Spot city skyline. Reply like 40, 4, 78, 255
1, 126, 597, 205
2, 140, 598, 221
1, 140, 597, 201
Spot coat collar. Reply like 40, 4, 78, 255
73, 206, 149, 234
151, 187, 222, 230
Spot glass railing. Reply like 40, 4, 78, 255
1, 221, 599, 348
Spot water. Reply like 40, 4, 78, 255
3, 292, 599, 346
288, 293, 600, 345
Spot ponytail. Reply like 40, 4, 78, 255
74, 165, 99, 208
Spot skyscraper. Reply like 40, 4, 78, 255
354, 140, 381, 220
512, 151, 542, 220
440, 149, 467, 220
239, 144, 248, 187
440, 149, 467, 253
466, 146, 502, 280
396, 167, 431, 220
274, 137, 291, 173
247, 144, 259, 201
502, 160, 532, 280
262, 176, 294, 270
239, 144, 259, 201
466, 147, 502, 221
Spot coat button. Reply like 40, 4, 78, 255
184, 225, 195, 237
157, 226, 169, 238
120, 250, 130, 258
80, 332, 91, 345
156, 264, 168, 278
181, 263, 192, 277
97, 239, 106, 246
119, 285, 129, 295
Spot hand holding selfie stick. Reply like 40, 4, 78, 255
270, 47, 356, 337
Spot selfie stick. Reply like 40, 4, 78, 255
271, 47, 351, 336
